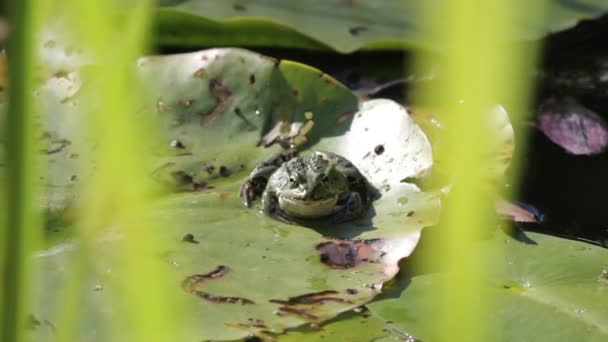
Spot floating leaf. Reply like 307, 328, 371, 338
538, 97, 608, 155
28, 48, 439, 341
495, 197, 544, 223
156, 0, 608, 53
368, 230, 608, 341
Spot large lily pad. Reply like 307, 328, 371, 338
156, 0, 608, 53
367, 230, 608, 341
28, 47, 439, 340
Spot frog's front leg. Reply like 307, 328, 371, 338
239, 166, 276, 207
333, 192, 365, 223
261, 190, 294, 223
239, 151, 297, 207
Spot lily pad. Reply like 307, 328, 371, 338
156, 0, 608, 53
367, 230, 608, 341
29, 48, 439, 340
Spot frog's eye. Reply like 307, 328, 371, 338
289, 177, 296, 183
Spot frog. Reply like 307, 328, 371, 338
240, 151, 373, 223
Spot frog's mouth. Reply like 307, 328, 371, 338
277, 194, 339, 219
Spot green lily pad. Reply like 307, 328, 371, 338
367, 230, 608, 341
281, 309, 406, 341
29, 47, 440, 340
156, 0, 608, 53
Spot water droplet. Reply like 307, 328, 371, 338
254, 109, 260, 116
522, 280, 531, 288
398, 196, 409, 205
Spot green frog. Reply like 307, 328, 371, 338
240, 151, 373, 223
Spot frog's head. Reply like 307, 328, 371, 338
270, 152, 349, 218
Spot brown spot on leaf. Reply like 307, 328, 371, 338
203, 164, 215, 174
292, 89, 299, 97
219, 165, 231, 177
182, 233, 199, 244
269, 290, 354, 322
349, 26, 368, 36
170, 171, 214, 192
183, 265, 255, 304
192, 291, 254, 305
247, 318, 267, 328
200, 78, 232, 127
243, 337, 264, 342
193, 67, 206, 78
233, 4, 246, 11
44, 139, 71, 154
192, 181, 213, 191
270, 290, 351, 305
316, 238, 384, 269
407, 211, 415, 217
184, 265, 230, 285
171, 170, 193, 184
275, 307, 319, 320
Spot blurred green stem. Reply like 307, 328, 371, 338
1, 0, 42, 341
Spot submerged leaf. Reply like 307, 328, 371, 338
538, 97, 608, 155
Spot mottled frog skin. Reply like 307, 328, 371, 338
240, 151, 372, 223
